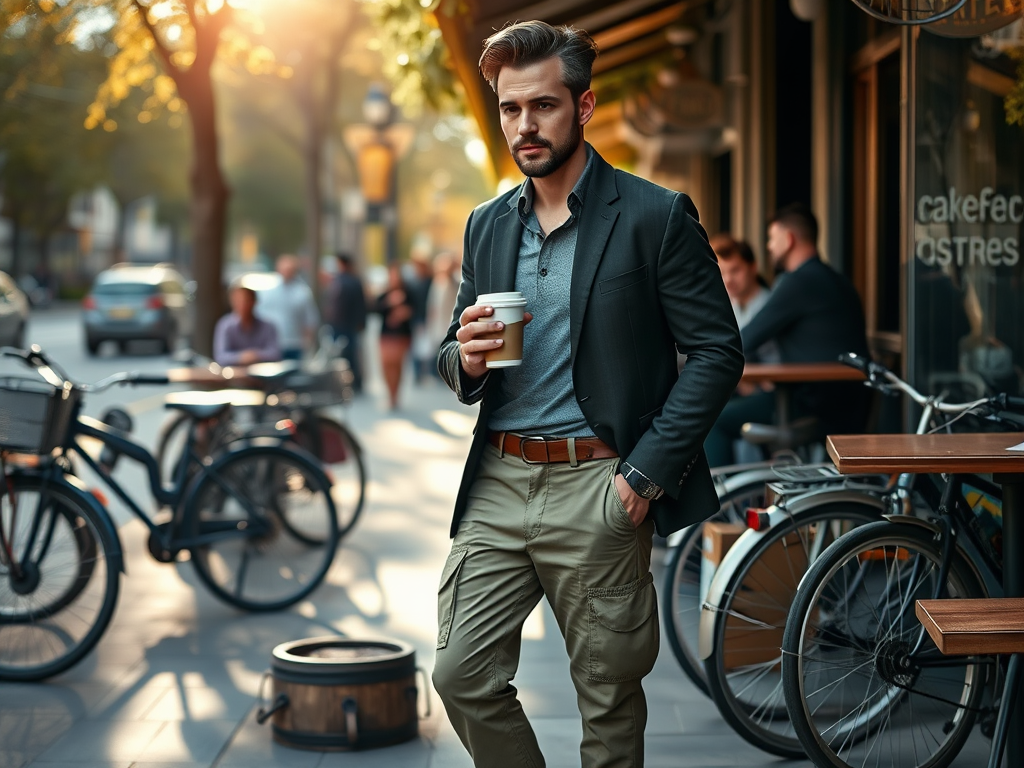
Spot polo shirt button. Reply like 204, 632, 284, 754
540, 268, 548, 277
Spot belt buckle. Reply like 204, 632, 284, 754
518, 435, 548, 464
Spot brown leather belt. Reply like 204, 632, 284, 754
488, 431, 618, 465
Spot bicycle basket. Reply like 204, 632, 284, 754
0, 377, 79, 454
271, 361, 353, 409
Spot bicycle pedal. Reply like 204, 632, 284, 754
147, 522, 181, 564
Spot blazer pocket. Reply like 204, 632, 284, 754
639, 406, 662, 429
598, 264, 649, 295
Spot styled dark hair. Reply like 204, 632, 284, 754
479, 20, 599, 101
769, 203, 819, 245
710, 233, 757, 266
335, 252, 354, 268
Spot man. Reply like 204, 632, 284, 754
257, 254, 320, 361
213, 279, 280, 366
433, 21, 743, 768
703, 204, 870, 467
326, 253, 367, 392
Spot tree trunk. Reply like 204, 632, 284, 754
181, 73, 228, 358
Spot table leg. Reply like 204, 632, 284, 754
996, 474, 1024, 768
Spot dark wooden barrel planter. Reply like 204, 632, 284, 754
256, 637, 427, 751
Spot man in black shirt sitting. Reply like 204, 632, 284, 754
704, 204, 870, 466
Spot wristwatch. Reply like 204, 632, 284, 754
620, 462, 665, 500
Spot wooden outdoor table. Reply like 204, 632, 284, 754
167, 366, 262, 391
827, 432, 1024, 766
740, 362, 866, 426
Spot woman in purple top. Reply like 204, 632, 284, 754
213, 281, 281, 366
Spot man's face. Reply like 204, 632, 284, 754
277, 256, 298, 282
719, 256, 757, 302
496, 57, 593, 178
231, 287, 256, 319
766, 223, 794, 270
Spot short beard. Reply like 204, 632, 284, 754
513, 123, 582, 178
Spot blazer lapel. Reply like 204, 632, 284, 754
570, 156, 620, 358
489, 206, 522, 293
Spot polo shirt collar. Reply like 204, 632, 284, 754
510, 142, 595, 221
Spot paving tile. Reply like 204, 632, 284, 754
31, 719, 165, 762
318, 738, 431, 768
213, 714, 322, 768
0, 713, 77, 768
135, 719, 238, 763
143, 685, 254, 721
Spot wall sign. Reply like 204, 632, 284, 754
915, 187, 1022, 266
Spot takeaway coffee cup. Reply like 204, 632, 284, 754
476, 291, 527, 368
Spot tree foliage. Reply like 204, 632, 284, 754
360, 0, 460, 113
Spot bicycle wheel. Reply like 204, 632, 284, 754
0, 474, 120, 681
155, 411, 191, 484
186, 445, 339, 611
704, 501, 881, 757
662, 476, 767, 697
782, 521, 986, 768
294, 415, 366, 537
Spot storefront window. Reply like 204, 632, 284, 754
911, 25, 1024, 400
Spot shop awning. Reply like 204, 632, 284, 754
434, 0, 690, 181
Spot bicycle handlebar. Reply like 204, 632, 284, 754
839, 352, 1024, 418
1, 345, 169, 391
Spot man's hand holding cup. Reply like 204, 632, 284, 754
457, 292, 531, 379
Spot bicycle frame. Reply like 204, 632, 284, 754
60, 401, 273, 555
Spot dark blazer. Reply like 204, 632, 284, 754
438, 150, 744, 538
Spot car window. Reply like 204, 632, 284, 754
94, 282, 157, 296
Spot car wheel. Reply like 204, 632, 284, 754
86, 338, 101, 356
160, 325, 177, 355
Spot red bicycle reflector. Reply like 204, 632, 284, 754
746, 508, 771, 531
275, 419, 297, 435
90, 487, 109, 507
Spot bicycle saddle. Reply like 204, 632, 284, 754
243, 361, 301, 381
164, 389, 266, 419
741, 417, 821, 450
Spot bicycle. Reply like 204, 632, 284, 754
661, 458, 799, 696
779, 359, 1024, 768
0, 346, 340, 682
697, 354, 1024, 758
156, 351, 366, 537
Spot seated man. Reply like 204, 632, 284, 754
213, 279, 281, 366
704, 204, 870, 467
712, 234, 779, 365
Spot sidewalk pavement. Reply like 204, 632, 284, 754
2, 376, 812, 768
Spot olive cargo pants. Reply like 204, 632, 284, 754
432, 443, 659, 767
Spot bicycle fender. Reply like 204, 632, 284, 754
11, 469, 126, 575
666, 467, 785, 549
697, 489, 885, 661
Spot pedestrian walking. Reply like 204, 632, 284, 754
408, 250, 435, 384
433, 21, 743, 768
372, 262, 414, 410
426, 251, 460, 380
257, 254, 320, 361
326, 253, 368, 393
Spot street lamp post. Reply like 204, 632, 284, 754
343, 85, 414, 266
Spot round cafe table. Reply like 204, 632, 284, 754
826, 432, 1024, 766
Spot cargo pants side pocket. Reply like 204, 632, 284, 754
587, 572, 659, 683
436, 546, 470, 650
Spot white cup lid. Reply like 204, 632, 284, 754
476, 291, 527, 307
